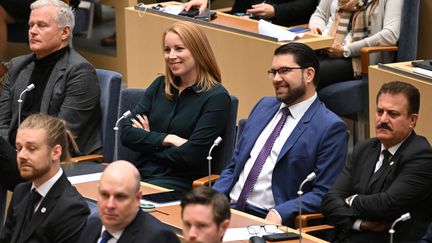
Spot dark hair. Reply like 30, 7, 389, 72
274, 42, 319, 86
376, 81, 420, 115
181, 187, 230, 226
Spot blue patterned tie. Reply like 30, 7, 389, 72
100, 230, 113, 243
235, 107, 290, 211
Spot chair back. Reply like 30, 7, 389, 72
211, 96, 239, 174
116, 88, 145, 163
96, 69, 122, 163
7, 23, 28, 43
396, 0, 420, 62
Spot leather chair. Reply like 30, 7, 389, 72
318, 0, 420, 143
72, 69, 122, 163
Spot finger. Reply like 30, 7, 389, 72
131, 119, 143, 128
199, 5, 206, 14
136, 114, 146, 124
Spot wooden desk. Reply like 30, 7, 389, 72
75, 181, 327, 243
124, 6, 333, 119
369, 62, 432, 142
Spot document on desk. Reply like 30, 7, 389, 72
68, 172, 102, 185
258, 20, 303, 42
223, 227, 284, 241
413, 67, 432, 78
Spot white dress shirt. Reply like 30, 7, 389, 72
97, 226, 124, 243
31, 168, 63, 212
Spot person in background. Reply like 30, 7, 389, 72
181, 186, 231, 243
121, 21, 230, 192
322, 81, 432, 242
183, 0, 318, 27
212, 42, 348, 226
308, 0, 402, 89
0, 0, 101, 190
0, 114, 90, 243
78, 160, 179, 243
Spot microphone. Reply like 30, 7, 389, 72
206, 136, 222, 187
18, 83, 35, 125
297, 172, 316, 243
113, 110, 132, 161
389, 212, 410, 243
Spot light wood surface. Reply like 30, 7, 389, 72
75, 180, 327, 243
124, 5, 333, 119
369, 62, 432, 142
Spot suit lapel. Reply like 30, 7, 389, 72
277, 98, 319, 163
118, 210, 143, 243
10, 183, 32, 243
236, 100, 280, 170
19, 173, 69, 242
40, 49, 69, 113
11, 62, 34, 128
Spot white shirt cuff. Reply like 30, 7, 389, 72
270, 209, 282, 223
352, 219, 362, 231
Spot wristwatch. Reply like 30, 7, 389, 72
343, 46, 351, 58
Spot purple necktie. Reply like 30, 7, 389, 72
235, 107, 290, 211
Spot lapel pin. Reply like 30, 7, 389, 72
390, 161, 394, 166
41, 207, 46, 213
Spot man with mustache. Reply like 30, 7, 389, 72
322, 81, 432, 242
211, 42, 348, 226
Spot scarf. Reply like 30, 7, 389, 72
328, 0, 378, 76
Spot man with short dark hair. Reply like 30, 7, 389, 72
0, 0, 101, 190
322, 81, 432, 242
212, 42, 348, 226
78, 160, 180, 243
181, 187, 231, 243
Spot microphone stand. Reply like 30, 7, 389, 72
18, 84, 35, 125
389, 213, 410, 243
113, 110, 132, 161
297, 172, 316, 243
206, 136, 222, 187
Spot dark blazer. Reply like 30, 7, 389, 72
0, 172, 90, 243
0, 47, 102, 155
78, 210, 180, 243
213, 96, 348, 226
231, 0, 318, 27
322, 132, 432, 242
421, 223, 432, 243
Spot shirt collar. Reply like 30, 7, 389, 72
101, 226, 124, 241
380, 134, 410, 156
32, 168, 63, 198
280, 92, 317, 119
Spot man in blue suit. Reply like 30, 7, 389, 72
213, 42, 348, 226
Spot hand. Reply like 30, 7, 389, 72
310, 27, 322, 35
131, 114, 150, 131
163, 134, 188, 147
322, 43, 344, 58
265, 210, 282, 225
182, 0, 207, 14
360, 220, 392, 232
246, 3, 275, 19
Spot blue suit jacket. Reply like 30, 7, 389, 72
213, 96, 348, 225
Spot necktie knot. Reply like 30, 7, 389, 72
280, 107, 290, 117
382, 150, 392, 165
30, 189, 42, 210
100, 230, 113, 243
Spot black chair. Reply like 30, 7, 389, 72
318, 0, 420, 143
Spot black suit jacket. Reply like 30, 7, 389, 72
231, 0, 318, 27
78, 210, 180, 243
0, 172, 90, 243
322, 132, 432, 242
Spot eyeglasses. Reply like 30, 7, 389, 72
247, 224, 281, 235
267, 66, 303, 78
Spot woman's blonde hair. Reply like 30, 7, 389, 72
19, 114, 79, 163
162, 21, 221, 98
